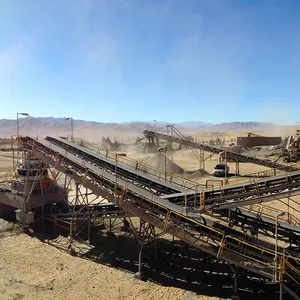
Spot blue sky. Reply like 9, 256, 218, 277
0, 0, 300, 124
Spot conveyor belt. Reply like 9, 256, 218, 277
204, 208, 300, 245
45, 136, 186, 195
163, 171, 300, 205
47, 136, 300, 210
20, 136, 300, 283
71, 136, 200, 188
209, 188, 300, 210
21, 137, 283, 243
40, 136, 300, 245
144, 130, 298, 172
44, 203, 125, 219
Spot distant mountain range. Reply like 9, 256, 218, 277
0, 117, 280, 137
121, 120, 212, 127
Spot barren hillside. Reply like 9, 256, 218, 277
0, 117, 287, 142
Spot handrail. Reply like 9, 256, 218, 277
284, 249, 300, 270
228, 169, 276, 185
225, 235, 274, 256
206, 179, 224, 188
23, 137, 300, 285
284, 271, 300, 286
27, 138, 292, 242
285, 260, 300, 277
203, 169, 300, 209
170, 210, 225, 240
70, 136, 202, 190
246, 204, 300, 226
282, 249, 300, 286
227, 168, 300, 187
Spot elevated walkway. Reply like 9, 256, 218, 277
46, 136, 196, 195
19, 135, 300, 291
33, 137, 300, 245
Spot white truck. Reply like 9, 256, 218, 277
213, 163, 230, 177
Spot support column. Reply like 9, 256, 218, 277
235, 162, 240, 176
138, 243, 144, 277
85, 186, 91, 243
228, 264, 240, 299
199, 149, 205, 170
68, 182, 79, 253
22, 153, 31, 225
279, 257, 283, 300
128, 219, 158, 280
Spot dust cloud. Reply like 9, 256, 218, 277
255, 99, 296, 137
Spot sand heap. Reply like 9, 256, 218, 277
185, 169, 210, 179
138, 153, 184, 174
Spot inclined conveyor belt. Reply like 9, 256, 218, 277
20, 136, 300, 286
44, 203, 125, 219
38, 136, 300, 244
162, 171, 300, 204
46, 136, 300, 208
45, 136, 186, 195
143, 130, 298, 172
204, 208, 300, 245
21, 136, 298, 249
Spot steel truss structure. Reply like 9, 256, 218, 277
143, 129, 299, 172
36, 136, 300, 247
126, 218, 162, 278
16, 135, 300, 299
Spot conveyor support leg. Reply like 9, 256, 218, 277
131, 219, 157, 280
235, 162, 240, 176
228, 264, 240, 299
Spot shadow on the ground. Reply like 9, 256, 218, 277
26, 219, 295, 300
78, 230, 284, 300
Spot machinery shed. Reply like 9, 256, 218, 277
237, 136, 282, 147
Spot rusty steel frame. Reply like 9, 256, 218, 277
18, 137, 300, 298
126, 217, 166, 277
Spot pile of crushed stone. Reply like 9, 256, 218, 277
138, 153, 184, 174
184, 169, 210, 179
0, 219, 23, 238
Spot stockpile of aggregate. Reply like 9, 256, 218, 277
138, 153, 184, 174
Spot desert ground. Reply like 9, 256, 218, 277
0, 128, 299, 300
0, 219, 222, 300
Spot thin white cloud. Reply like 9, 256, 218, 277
68, 0, 93, 32
257, 98, 292, 125
169, 32, 248, 106
0, 40, 25, 88
0, 32, 37, 87
84, 31, 120, 71
66, 0, 123, 75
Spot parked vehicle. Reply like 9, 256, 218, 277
213, 163, 230, 177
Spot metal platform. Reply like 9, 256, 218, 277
0, 185, 66, 211
19, 135, 300, 291
36, 137, 300, 245
45, 136, 300, 213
